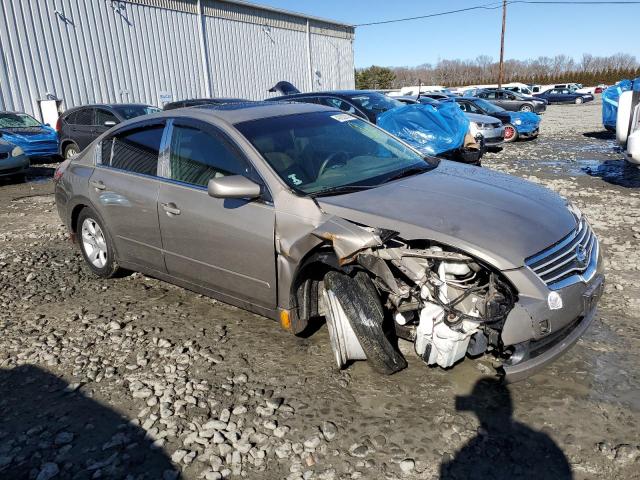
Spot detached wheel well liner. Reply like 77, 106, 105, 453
288, 248, 340, 336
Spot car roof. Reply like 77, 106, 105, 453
64, 103, 156, 113
272, 90, 381, 99
118, 101, 338, 128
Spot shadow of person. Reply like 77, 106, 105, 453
440, 378, 572, 480
0, 365, 179, 479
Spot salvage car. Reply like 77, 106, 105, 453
54, 102, 604, 382
0, 136, 30, 181
455, 97, 540, 142
474, 89, 547, 113
0, 111, 59, 160
534, 88, 594, 105
57, 104, 160, 159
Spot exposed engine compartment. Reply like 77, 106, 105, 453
316, 225, 517, 373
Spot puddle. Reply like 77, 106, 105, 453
531, 158, 640, 187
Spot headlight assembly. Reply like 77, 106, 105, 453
11, 146, 24, 157
514, 119, 522, 125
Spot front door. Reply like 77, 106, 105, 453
157, 119, 277, 309
88, 122, 166, 273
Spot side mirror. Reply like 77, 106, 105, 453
104, 120, 117, 127
208, 175, 261, 200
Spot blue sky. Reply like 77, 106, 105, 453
256, 0, 640, 68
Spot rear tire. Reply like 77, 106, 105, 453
323, 271, 407, 375
77, 207, 120, 278
64, 142, 80, 159
503, 123, 519, 143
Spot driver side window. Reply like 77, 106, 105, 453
168, 125, 253, 188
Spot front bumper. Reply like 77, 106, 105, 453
516, 126, 539, 138
0, 154, 30, 176
479, 126, 505, 145
499, 233, 605, 381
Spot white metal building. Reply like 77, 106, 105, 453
0, 0, 355, 119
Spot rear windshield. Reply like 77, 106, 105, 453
113, 105, 160, 120
471, 98, 505, 114
0, 113, 41, 128
236, 111, 436, 196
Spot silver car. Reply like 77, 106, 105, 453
54, 102, 604, 382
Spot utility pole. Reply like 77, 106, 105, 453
498, 0, 507, 89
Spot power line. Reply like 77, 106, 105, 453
354, 0, 640, 27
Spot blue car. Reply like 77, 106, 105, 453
454, 97, 540, 142
0, 111, 59, 159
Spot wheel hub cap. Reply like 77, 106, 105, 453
81, 218, 108, 268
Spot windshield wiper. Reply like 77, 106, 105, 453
310, 184, 375, 197
384, 165, 431, 183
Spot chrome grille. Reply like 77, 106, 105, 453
525, 217, 599, 290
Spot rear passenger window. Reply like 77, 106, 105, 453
64, 112, 78, 125
168, 125, 252, 187
75, 108, 94, 125
109, 125, 164, 176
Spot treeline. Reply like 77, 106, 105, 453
356, 53, 640, 89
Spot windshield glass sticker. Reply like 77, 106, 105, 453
288, 173, 303, 185
331, 113, 354, 122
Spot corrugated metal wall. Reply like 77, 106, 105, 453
0, 0, 355, 119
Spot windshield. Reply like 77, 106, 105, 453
236, 111, 436, 196
0, 113, 42, 129
113, 105, 160, 120
472, 98, 505, 114
345, 93, 403, 118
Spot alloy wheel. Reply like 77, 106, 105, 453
81, 218, 108, 268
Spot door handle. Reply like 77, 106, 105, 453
90, 180, 106, 190
162, 202, 181, 216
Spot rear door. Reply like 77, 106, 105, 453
157, 119, 276, 309
74, 108, 97, 150
88, 121, 166, 273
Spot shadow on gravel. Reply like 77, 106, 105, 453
583, 131, 615, 140
0, 365, 179, 479
582, 159, 640, 188
440, 378, 572, 480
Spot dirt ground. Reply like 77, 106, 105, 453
0, 99, 639, 480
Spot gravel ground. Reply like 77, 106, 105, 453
1, 99, 639, 480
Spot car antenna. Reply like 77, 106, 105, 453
417, 79, 422, 100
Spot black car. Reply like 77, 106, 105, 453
163, 98, 249, 110
269, 89, 403, 124
534, 88, 594, 104
57, 104, 160, 159
474, 89, 547, 113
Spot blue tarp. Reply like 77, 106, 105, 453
602, 79, 633, 129
505, 111, 540, 135
377, 101, 469, 156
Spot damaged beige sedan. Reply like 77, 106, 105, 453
54, 102, 604, 382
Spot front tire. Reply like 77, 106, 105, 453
323, 271, 406, 375
77, 208, 120, 278
503, 123, 519, 143
575, 97, 583, 105
519, 104, 533, 112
